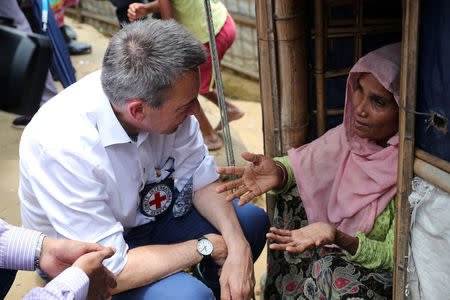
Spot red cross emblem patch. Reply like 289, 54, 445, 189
141, 183, 173, 217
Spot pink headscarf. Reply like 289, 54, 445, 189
288, 43, 401, 236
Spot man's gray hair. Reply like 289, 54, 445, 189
101, 19, 206, 108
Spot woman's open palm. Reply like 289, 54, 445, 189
216, 152, 280, 206
267, 223, 337, 254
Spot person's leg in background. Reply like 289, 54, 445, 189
0, 0, 58, 126
50, 0, 91, 55
198, 14, 244, 150
0, 269, 17, 299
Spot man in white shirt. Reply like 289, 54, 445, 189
19, 19, 269, 300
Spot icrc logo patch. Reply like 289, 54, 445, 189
141, 183, 173, 217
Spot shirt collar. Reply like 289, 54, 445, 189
94, 91, 132, 147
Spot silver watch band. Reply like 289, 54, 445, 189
34, 233, 46, 270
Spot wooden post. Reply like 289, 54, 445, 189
394, 0, 420, 298
256, 0, 309, 223
314, 0, 327, 136
274, 0, 309, 152
256, 0, 280, 223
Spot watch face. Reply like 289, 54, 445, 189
197, 238, 213, 256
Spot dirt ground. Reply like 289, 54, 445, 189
2, 17, 267, 299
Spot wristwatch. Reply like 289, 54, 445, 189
196, 236, 213, 261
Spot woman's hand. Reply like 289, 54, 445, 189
216, 152, 282, 206
267, 223, 337, 254
127, 3, 150, 22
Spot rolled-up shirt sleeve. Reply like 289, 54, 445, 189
20, 147, 128, 275
172, 116, 219, 192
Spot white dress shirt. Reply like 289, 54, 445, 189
19, 71, 219, 275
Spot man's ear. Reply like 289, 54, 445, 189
127, 100, 146, 122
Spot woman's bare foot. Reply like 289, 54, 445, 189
203, 132, 223, 151
215, 107, 245, 131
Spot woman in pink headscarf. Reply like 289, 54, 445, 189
217, 43, 401, 298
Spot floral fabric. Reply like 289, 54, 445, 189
264, 185, 392, 300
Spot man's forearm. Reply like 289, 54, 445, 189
193, 181, 249, 251
113, 240, 202, 294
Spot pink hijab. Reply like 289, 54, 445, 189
288, 43, 401, 236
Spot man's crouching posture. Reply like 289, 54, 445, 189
19, 19, 269, 299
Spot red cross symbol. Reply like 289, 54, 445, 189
149, 192, 166, 209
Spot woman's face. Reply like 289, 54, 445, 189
352, 73, 399, 145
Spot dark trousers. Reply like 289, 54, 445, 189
0, 269, 17, 299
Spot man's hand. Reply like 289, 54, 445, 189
216, 152, 281, 206
218, 240, 254, 300
73, 247, 117, 300
267, 223, 336, 254
127, 3, 149, 22
39, 237, 107, 279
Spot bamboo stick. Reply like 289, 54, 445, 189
256, 0, 280, 224
311, 24, 401, 39
415, 149, 450, 174
274, 0, 309, 152
256, 0, 280, 157
414, 158, 450, 194
394, 0, 420, 299
314, 0, 327, 136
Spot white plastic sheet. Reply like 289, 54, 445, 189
407, 176, 450, 299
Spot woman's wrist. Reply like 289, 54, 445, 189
274, 161, 287, 190
335, 230, 359, 255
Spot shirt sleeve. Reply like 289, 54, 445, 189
172, 116, 219, 192
23, 267, 89, 300
344, 206, 395, 271
0, 219, 42, 271
268, 156, 297, 195
20, 147, 128, 275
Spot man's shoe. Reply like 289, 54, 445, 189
62, 24, 77, 40
12, 115, 32, 127
67, 39, 91, 55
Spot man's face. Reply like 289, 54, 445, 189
143, 70, 201, 134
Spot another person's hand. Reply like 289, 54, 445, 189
127, 3, 149, 22
216, 152, 281, 206
218, 240, 254, 300
267, 223, 337, 254
73, 247, 117, 300
39, 237, 109, 279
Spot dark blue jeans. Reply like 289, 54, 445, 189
0, 269, 17, 299
113, 199, 269, 299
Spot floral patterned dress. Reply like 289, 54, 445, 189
263, 185, 393, 300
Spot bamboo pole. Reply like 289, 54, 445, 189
414, 158, 450, 194
274, 0, 309, 152
415, 149, 450, 174
256, 0, 280, 223
314, 0, 327, 136
394, 0, 420, 298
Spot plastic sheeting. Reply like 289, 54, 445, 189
416, 0, 450, 162
407, 176, 450, 299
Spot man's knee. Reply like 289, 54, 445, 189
112, 272, 215, 300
